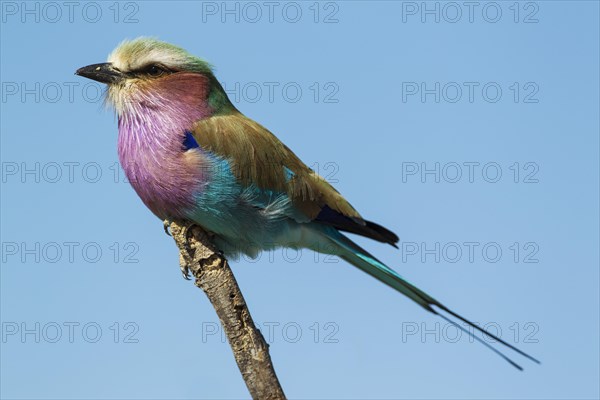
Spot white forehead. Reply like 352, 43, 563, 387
107, 39, 189, 72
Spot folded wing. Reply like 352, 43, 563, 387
190, 112, 399, 247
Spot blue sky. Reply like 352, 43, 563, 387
1, 1, 599, 399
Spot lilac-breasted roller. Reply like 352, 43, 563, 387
76, 38, 538, 370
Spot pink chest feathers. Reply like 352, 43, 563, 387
115, 73, 213, 218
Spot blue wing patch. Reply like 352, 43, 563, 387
183, 131, 200, 150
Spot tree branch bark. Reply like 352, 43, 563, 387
168, 220, 286, 400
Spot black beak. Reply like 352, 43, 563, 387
75, 63, 124, 84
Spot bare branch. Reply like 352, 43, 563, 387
168, 220, 286, 400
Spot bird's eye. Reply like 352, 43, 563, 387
147, 65, 165, 76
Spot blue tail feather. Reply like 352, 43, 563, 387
322, 228, 540, 369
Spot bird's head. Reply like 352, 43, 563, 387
76, 37, 233, 117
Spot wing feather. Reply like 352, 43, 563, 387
190, 112, 399, 246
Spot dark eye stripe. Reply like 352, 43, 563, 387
131, 63, 173, 76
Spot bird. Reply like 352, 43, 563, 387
76, 37, 539, 370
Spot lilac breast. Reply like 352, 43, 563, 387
116, 79, 213, 220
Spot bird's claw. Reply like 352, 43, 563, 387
180, 223, 196, 280
163, 220, 172, 236
182, 224, 196, 255
180, 258, 191, 280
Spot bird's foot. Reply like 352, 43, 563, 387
179, 223, 197, 280
182, 223, 195, 254
172, 222, 221, 280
